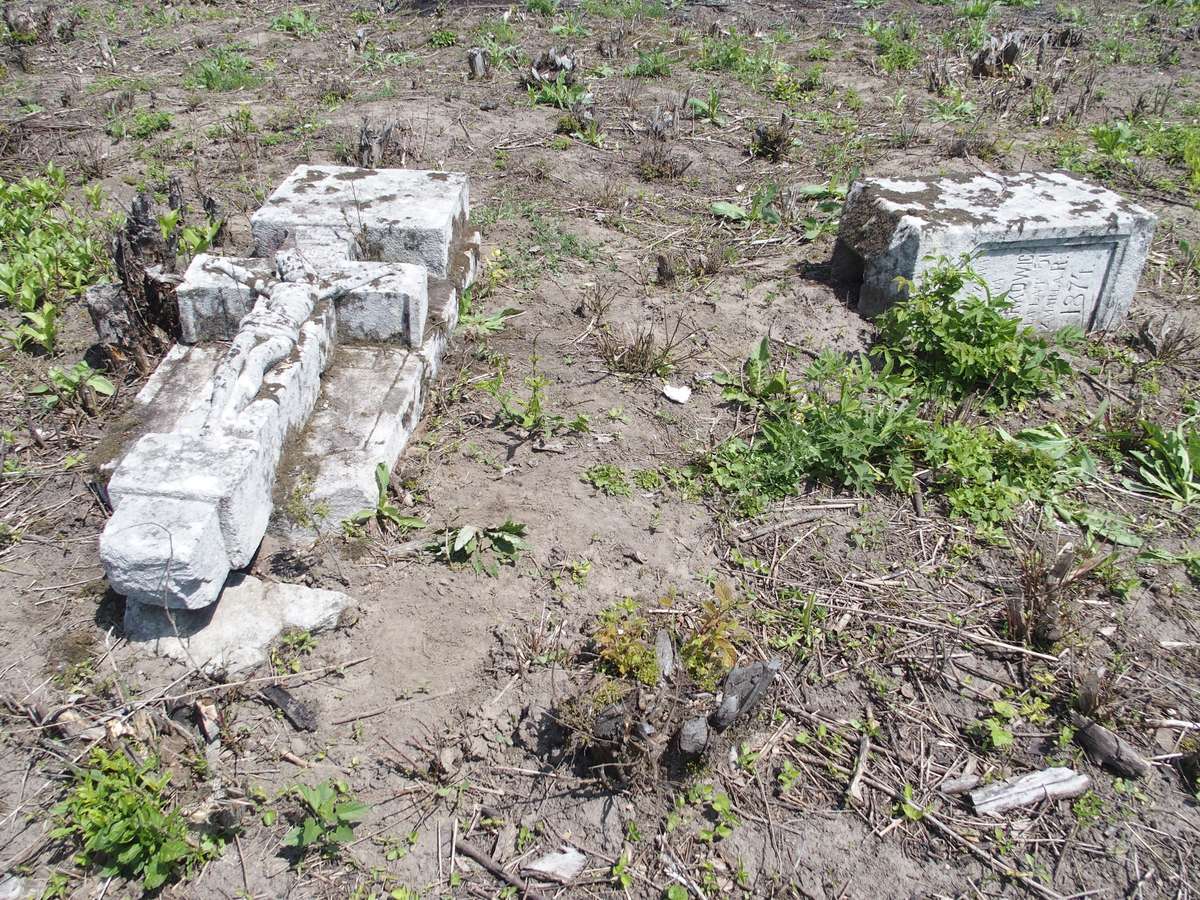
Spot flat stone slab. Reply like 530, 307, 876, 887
274, 250, 467, 530
123, 573, 352, 674
834, 171, 1157, 331
251, 166, 469, 278
281, 345, 425, 527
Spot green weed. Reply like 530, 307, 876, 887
527, 73, 588, 109
343, 463, 426, 533
626, 49, 671, 77
593, 598, 659, 684
584, 463, 632, 497
186, 46, 260, 91
874, 256, 1071, 408
270, 8, 321, 37
30, 361, 115, 411
282, 781, 368, 860
429, 520, 529, 575
51, 748, 217, 890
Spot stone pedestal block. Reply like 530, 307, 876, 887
833, 171, 1157, 331
251, 166, 469, 278
177, 254, 273, 343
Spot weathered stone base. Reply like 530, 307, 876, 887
123, 574, 351, 675
834, 171, 1157, 331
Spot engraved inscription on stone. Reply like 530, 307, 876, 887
972, 241, 1116, 331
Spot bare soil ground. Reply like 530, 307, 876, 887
2, 0, 1200, 897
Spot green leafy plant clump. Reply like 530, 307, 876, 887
186, 46, 261, 91
703, 258, 1095, 530
875, 257, 1071, 408
0, 164, 109, 351
429, 520, 529, 575
51, 748, 216, 890
282, 780, 368, 859
593, 598, 660, 684
271, 7, 321, 37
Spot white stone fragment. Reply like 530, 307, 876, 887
327, 260, 429, 345
662, 383, 691, 404
521, 847, 588, 884
100, 494, 231, 609
250, 166, 470, 278
107, 432, 273, 570
834, 171, 1157, 331
176, 254, 273, 343
123, 574, 352, 674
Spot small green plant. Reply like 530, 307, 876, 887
186, 46, 260, 91
459, 287, 522, 338
1072, 790, 1104, 826
611, 851, 634, 889
429, 29, 458, 48
51, 748, 215, 890
344, 463, 426, 533
968, 698, 1018, 751
429, 520, 529, 575
874, 256, 1070, 408
627, 49, 671, 77
893, 784, 931, 821
711, 182, 782, 224
1124, 417, 1200, 506
31, 361, 115, 410
584, 463, 632, 497
270, 628, 316, 674
697, 790, 739, 842
593, 598, 659, 684
864, 17, 922, 73
481, 361, 583, 438
4, 302, 59, 352
271, 8, 321, 38
686, 88, 722, 124
526, 0, 560, 14
527, 73, 588, 109
107, 108, 173, 140
679, 581, 745, 689
282, 781, 368, 859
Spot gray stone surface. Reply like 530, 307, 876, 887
834, 171, 1157, 331
100, 494, 231, 608
123, 574, 352, 674
328, 260, 428, 345
286, 346, 425, 525
107, 432, 272, 573
101, 165, 474, 611
177, 254, 273, 343
251, 166, 469, 277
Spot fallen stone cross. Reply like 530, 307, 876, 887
833, 171, 1156, 331
93, 165, 478, 668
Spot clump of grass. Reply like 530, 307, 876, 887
270, 7, 321, 38
186, 46, 260, 91
107, 108, 172, 140
864, 17, 922, 73
626, 48, 670, 77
